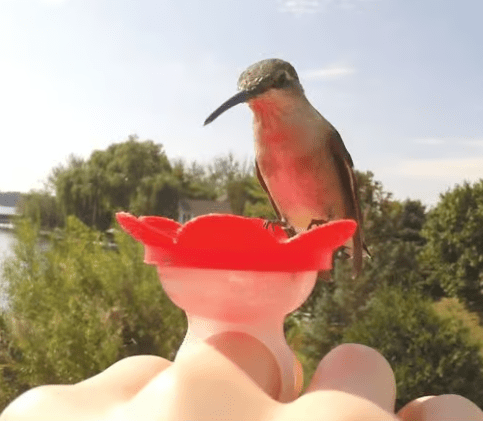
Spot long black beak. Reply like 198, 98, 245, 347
204, 90, 250, 126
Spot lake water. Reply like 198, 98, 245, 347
0, 229, 14, 309
0, 229, 14, 272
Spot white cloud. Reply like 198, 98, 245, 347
277, 0, 380, 15
412, 138, 447, 146
277, 0, 323, 15
381, 157, 483, 181
412, 137, 483, 147
2, 0, 68, 3
463, 140, 483, 147
301, 66, 356, 80
376, 157, 483, 206
38, 0, 67, 6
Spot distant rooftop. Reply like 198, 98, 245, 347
0, 192, 21, 207
179, 198, 232, 216
178, 198, 233, 223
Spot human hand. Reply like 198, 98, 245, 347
2, 331, 482, 420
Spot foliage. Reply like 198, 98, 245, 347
171, 159, 217, 200
0, 314, 28, 412
50, 136, 173, 230
419, 180, 483, 314
343, 285, 483, 409
47, 138, 275, 229
16, 190, 64, 229
300, 174, 426, 322
433, 297, 483, 359
173, 153, 257, 215
296, 175, 429, 386
300, 260, 365, 379
242, 173, 277, 219
130, 173, 180, 219
205, 153, 253, 199
0, 217, 185, 405
4, 137, 483, 411
29, 134, 282, 230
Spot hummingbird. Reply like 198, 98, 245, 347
204, 58, 368, 276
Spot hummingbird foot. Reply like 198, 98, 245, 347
336, 245, 351, 259
307, 218, 328, 230
283, 225, 297, 237
263, 219, 297, 237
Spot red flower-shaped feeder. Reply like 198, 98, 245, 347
116, 212, 356, 402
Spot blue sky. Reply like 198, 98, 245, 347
1, 0, 482, 206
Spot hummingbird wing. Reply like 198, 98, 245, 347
326, 128, 366, 276
255, 160, 283, 221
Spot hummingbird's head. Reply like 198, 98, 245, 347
204, 58, 304, 125
237, 58, 301, 94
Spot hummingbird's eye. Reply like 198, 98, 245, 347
275, 71, 288, 88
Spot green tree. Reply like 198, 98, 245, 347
131, 173, 180, 219
300, 175, 426, 320
242, 172, 277, 219
1, 217, 185, 406
171, 159, 216, 200
419, 180, 483, 313
434, 297, 483, 359
0, 314, 28, 412
52, 155, 94, 227
343, 285, 483, 409
205, 153, 252, 198
359, 198, 426, 295
297, 176, 427, 382
173, 154, 261, 215
16, 190, 64, 229
51, 136, 175, 230
101, 136, 172, 210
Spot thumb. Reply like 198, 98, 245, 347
206, 331, 282, 400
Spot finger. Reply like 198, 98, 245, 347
205, 331, 281, 400
305, 343, 396, 413
76, 355, 171, 401
280, 390, 398, 421
139, 333, 279, 420
0, 356, 173, 420
398, 395, 483, 421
